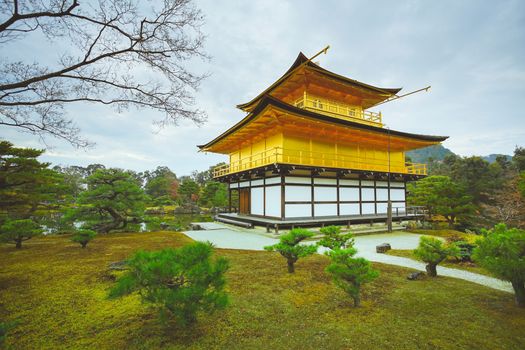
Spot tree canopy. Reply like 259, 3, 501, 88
109, 242, 229, 326
0, 140, 63, 223
67, 168, 147, 233
407, 175, 475, 227
473, 224, 525, 307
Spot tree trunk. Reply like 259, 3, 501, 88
426, 263, 437, 277
15, 239, 22, 249
352, 291, 361, 307
287, 259, 295, 273
511, 280, 525, 307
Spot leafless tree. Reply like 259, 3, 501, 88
0, 0, 208, 148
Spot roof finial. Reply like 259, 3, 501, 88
306, 45, 330, 65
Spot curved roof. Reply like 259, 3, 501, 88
236, 52, 402, 111
199, 95, 448, 151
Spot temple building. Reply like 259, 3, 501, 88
198, 51, 447, 227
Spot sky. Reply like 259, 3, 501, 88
2, 0, 525, 176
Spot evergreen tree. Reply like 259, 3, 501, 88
0, 219, 42, 249
71, 229, 97, 248
318, 225, 355, 250
109, 242, 229, 326
264, 229, 318, 273
408, 175, 475, 227
513, 147, 525, 172
473, 224, 525, 307
414, 236, 459, 277
325, 247, 379, 307
67, 169, 147, 233
0, 141, 64, 225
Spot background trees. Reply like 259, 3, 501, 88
143, 166, 179, 206
407, 175, 475, 227
0, 0, 208, 147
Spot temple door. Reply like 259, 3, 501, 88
239, 188, 250, 215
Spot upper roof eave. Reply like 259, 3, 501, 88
198, 95, 448, 151
236, 52, 402, 111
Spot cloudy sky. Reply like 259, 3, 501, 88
2, 0, 525, 176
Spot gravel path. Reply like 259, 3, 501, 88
184, 224, 513, 293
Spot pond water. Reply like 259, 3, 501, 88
41, 213, 214, 234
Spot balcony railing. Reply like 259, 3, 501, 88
294, 94, 383, 127
213, 147, 426, 178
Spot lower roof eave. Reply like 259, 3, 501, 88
214, 163, 426, 183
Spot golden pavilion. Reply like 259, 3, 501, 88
198, 49, 447, 227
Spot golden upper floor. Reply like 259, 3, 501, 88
236, 52, 399, 128
198, 52, 448, 177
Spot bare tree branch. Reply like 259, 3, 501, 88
0, 0, 208, 148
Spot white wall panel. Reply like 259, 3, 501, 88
285, 176, 311, 184
265, 186, 281, 217
314, 178, 337, 185
250, 187, 264, 215
390, 188, 406, 201
340, 203, 360, 215
251, 179, 264, 186
391, 182, 405, 188
339, 187, 359, 201
376, 188, 389, 201
229, 182, 238, 189
285, 204, 311, 218
239, 181, 250, 188
361, 180, 375, 187
339, 179, 359, 186
376, 202, 388, 214
314, 204, 337, 217
362, 203, 375, 214
285, 185, 311, 201
376, 181, 389, 188
265, 177, 281, 185
361, 188, 375, 201
314, 186, 337, 201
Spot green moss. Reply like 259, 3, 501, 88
1, 232, 524, 349
408, 228, 480, 243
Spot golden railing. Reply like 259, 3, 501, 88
294, 95, 383, 127
213, 147, 426, 178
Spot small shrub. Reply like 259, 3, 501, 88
264, 228, 317, 273
109, 242, 229, 326
0, 219, 42, 249
325, 248, 379, 307
71, 229, 96, 248
318, 225, 354, 250
473, 223, 525, 307
414, 236, 459, 277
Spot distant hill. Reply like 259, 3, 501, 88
482, 154, 512, 163
406, 145, 512, 164
406, 144, 455, 163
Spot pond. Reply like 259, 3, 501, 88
41, 213, 214, 234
